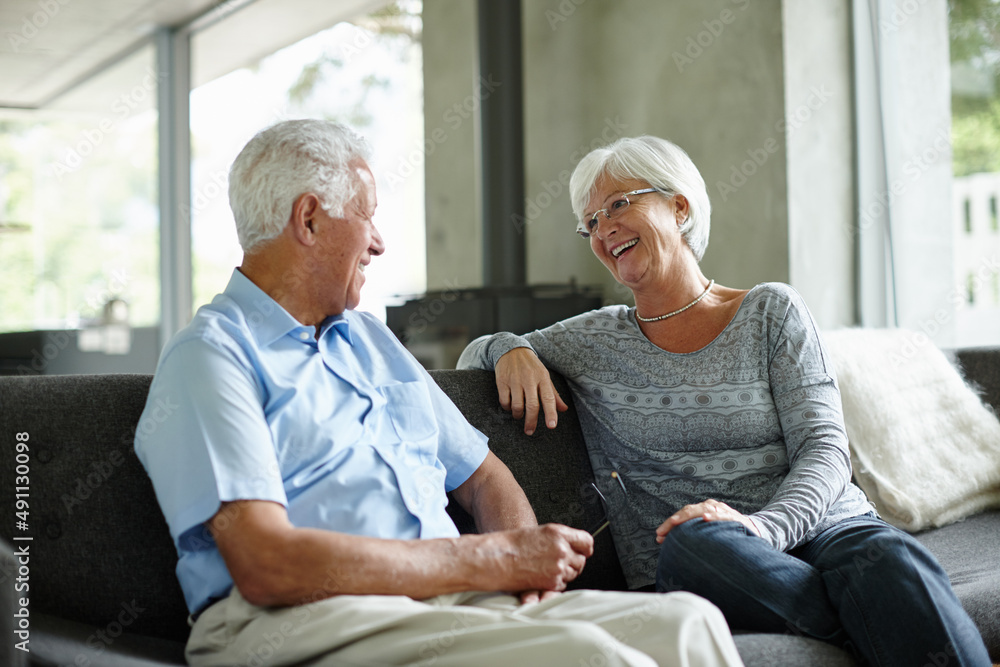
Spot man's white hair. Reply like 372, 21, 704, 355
228, 119, 372, 253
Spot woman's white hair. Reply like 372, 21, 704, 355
228, 119, 372, 252
569, 135, 712, 262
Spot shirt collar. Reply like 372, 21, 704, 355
319, 314, 354, 345
222, 269, 354, 347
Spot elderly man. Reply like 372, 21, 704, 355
134, 119, 744, 667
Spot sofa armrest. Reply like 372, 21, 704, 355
954, 346, 1000, 413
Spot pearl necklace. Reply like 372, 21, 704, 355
636, 280, 714, 322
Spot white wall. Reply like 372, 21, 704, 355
783, 0, 855, 328
422, 0, 953, 334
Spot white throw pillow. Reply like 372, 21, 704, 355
823, 328, 1000, 532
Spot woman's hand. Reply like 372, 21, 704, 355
495, 348, 569, 435
655, 499, 761, 543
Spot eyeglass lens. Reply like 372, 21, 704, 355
583, 196, 629, 237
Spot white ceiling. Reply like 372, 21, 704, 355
0, 0, 389, 110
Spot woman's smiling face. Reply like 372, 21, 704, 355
584, 174, 690, 290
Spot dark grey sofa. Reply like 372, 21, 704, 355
1, 348, 999, 666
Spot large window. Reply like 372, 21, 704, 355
950, 0, 1000, 345
0, 1, 422, 344
0, 46, 159, 334
190, 2, 425, 321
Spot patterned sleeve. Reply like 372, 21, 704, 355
748, 287, 854, 552
457, 332, 535, 370
456, 317, 596, 378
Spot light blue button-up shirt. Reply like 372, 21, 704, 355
135, 269, 489, 615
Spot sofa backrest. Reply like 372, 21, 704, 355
954, 348, 1000, 413
0, 374, 191, 643
431, 369, 628, 591
2, 348, 997, 641
0, 368, 627, 644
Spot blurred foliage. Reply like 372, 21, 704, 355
287, 0, 421, 126
0, 114, 159, 332
949, 0, 1000, 176
949, 0, 1000, 63
952, 98, 1000, 175
1, 2, 423, 333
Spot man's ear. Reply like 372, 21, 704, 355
289, 193, 322, 246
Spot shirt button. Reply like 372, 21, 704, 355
299, 331, 310, 340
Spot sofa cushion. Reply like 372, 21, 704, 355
915, 510, 1000, 659
33, 612, 186, 666
824, 329, 1000, 531
431, 369, 629, 592
0, 374, 190, 644
732, 633, 857, 667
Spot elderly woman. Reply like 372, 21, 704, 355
458, 136, 990, 666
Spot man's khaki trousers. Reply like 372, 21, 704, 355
186, 586, 744, 667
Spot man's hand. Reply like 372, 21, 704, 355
518, 590, 561, 604
495, 348, 569, 435
480, 524, 592, 593
206, 499, 592, 607
655, 499, 761, 543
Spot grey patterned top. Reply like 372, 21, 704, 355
458, 282, 873, 589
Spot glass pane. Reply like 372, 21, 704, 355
950, 0, 1000, 345
189, 1, 425, 321
0, 45, 159, 334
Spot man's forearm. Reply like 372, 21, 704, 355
452, 452, 537, 533
211, 500, 588, 608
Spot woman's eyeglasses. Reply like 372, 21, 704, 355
577, 189, 662, 239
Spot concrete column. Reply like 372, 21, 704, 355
783, 0, 855, 328
522, 0, 790, 305
422, 0, 482, 291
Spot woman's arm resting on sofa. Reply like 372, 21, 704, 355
459, 333, 570, 436
495, 348, 569, 436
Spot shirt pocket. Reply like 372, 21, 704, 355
378, 380, 437, 445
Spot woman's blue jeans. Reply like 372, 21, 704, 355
655, 514, 991, 667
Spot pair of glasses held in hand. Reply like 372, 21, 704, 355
590, 471, 627, 536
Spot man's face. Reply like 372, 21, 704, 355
316, 163, 385, 314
